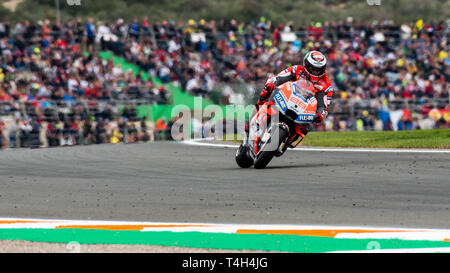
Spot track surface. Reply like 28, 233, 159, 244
0, 142, 449, 228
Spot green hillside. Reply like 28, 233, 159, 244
2, 0, 449, 24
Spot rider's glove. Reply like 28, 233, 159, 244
256, 82, 277, 109
259, 83, 276, 101
264, 82, 277, 93
313, 112, 325, 123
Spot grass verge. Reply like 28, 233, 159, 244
226, 129, 450, 149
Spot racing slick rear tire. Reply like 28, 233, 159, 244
235, 144, 254, 168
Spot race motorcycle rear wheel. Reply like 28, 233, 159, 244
253, 125, 289, 169
235, 144, 254, 168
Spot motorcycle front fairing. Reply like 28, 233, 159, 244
272, 79, 318, 124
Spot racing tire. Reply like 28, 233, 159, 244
253, 125, 289, 169
235, 144, 254, 168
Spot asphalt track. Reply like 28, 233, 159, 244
0, 142, 449, 229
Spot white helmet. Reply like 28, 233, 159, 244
303, 51, 327, 82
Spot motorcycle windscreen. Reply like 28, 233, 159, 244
292, 78, 316, 101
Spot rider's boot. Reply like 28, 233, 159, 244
274, 132, 305, 157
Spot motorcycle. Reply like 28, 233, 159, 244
236, 78, 319, 169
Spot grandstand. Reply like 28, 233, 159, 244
0, 5, 448, 148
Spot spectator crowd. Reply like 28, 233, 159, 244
0, 16, 448, 148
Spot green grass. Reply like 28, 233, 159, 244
301, 129, 450, 149
227, 129, 450, 149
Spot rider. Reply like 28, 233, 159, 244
246, 50, 333, 154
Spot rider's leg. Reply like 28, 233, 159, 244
251, 104, 270, 154
245, 87, 270, 135
245, 106, 258, 135
245, 101, 264, 135
275, 124, 309, 157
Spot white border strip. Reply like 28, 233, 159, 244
1, 217, 450, 237
182, 139, 450, 153
328, 247, 450, 253
0, 217, 444, 231
335, 231, 450, 241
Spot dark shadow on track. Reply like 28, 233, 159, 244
263, 163, 336, 169
219, 163, 333, 170
222, 159, 382, 170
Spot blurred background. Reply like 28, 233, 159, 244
0, 0, 448, 148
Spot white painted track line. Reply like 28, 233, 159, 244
182, 139, 450, 153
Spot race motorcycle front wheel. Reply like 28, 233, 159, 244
253, 124, 289, 169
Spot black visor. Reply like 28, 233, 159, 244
305, 61, 325, 77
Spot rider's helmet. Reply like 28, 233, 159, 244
303, 51, 327, 83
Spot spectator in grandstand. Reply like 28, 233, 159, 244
94, 118, 107, 144
82, 118, 95, 145
85, 18, 96, 51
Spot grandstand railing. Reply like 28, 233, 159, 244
10, 25, 450, 48
0, 97, 447, 119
